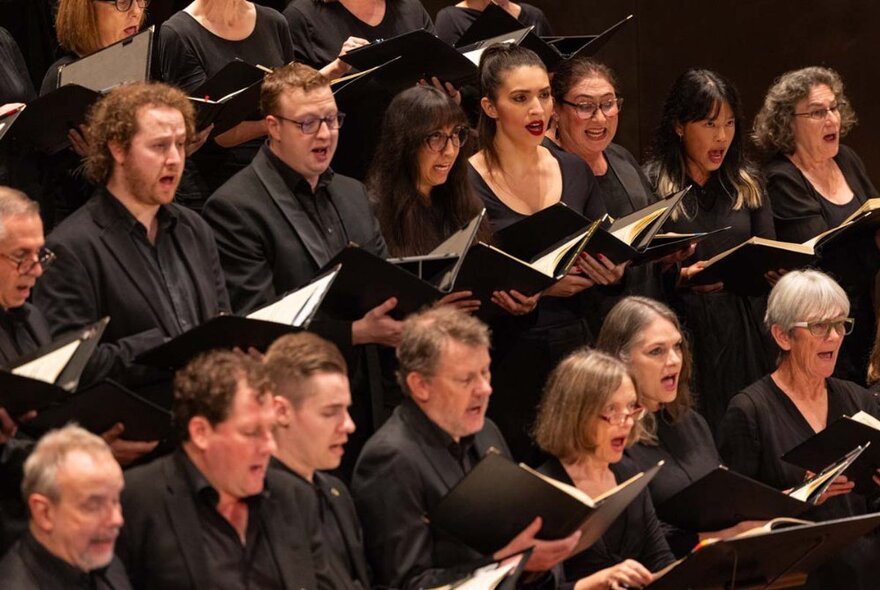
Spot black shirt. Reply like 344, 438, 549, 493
105, 197, 201, 336
434, 4, 552, 46
181, 453, 283, 590
0, 531, 133, 590
263, 143, 348, 256
0, 305, 44, 364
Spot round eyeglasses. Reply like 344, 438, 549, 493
93, 0, 150, 12
1, 247, 56, 275
559, 97, 624, 120
791, 318, 854, 338
423, 127, 469, 152
273, 113, 346, 135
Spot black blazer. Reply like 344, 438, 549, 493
117, 451, 347, 590
351, 399, 510, 590
32, 187, 230, 389
0, 303, 51, 367
202, 147, 388, 316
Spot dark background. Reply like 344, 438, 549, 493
7, 0, 877, 175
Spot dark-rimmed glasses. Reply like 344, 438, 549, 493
791, 317, 854, 338
273, 113, 346, 135
423, 126, 469, 152
1, 247, 56, 274
93, 0, 150, 12
559, 97, 624, 120
599, 404, 644, 426
793, 102, 842, 121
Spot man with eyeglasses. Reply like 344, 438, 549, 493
33, 82, 230, 397
203, 63, 398, 471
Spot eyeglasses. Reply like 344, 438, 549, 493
559, 97, 623, 120
273, 113, 346, 135
793, 102, 842, 121
791, 317, 854, 338
93, 0, 150, 11
423, 126, 469, 152
1, 247, 56, 274
599, 404, 644, 426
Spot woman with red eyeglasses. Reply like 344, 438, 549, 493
534, 348, 674, 590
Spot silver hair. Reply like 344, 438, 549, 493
0, 186, 40, 242
21, 424, 113, 504
765, 269, 850, 332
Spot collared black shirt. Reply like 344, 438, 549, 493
270, 457, 363, 589
400, 398, 481, 475
181, 453, 282, 590
105, 197, 201, 336
0, 305, 41, 364
263, 143, 349, 256
1, 531, 131, 590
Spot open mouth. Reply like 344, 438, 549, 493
823, 133, 838, 142
312, 146, 330, 159
585, 128, 607, 140
123, 26, 138, 37
708, 149, 725, 165
159, 174, 177, 187
525, 121, 545, 136
610, 436, 626, 452
660, 374, 677, 390
818, 351, 834, 360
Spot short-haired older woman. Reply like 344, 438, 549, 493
753, 66, 878, 386
718, 269, 880, 590
534, 349, 674, 589
597, 296, 765, 556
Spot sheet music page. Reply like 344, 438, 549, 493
12, 339, 81, 383
247, 271, 336, 326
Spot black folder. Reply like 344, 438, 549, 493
494, 202, 592, 262
20, 380, 171, 441
646, 513, 880, 589
434, 548, 532, 590
0, 373, 67, 420
630, 227, 730, 265
428, 452, 662, 556
58, 27, 154, 91
782, 415, 880, 495
135, 315, 303, 371
656, 466, 808, 532
2, 84, 100, 153
689, 237, 818, 296
188, 59, 268, 135
317, 245, 442, 321
340, 29, 483, 91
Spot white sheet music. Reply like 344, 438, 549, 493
12, 339, 81, 384
247, 271, 337, 326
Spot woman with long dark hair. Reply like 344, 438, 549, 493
468, 44, 624, 462
644, 69, 776, 433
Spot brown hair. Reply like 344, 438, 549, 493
261, 62, 330, 117
397, 306, 491, 396
533, 348, 640, 462
172, 350, 273, 441
84, 82, 196, 185
752, 66, 857, 156
263, 332, 347, 406
596, 296, 693, 445
55, 0, 104, 57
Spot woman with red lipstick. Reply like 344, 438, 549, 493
719, 269, 880, 590
644, 68, 776, 434
597, 296, 766, 557
534, 349, 674, 589
754, 66, 878, 387
468, 44, 622, 462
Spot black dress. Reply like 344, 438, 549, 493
0, 27, 40, 217
434, 4, 552, 46
469, 148, 605, 463
537, 456, 675, 585
660, 174, 777, 435
284, 0, 433, 180
717, 374, 880, 590
624, 408, 721, 556
764, 147, 879, 385
158, 5, 296, 209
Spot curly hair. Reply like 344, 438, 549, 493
84, 82, 196, 185
367, 85, 489, 256
172, 350, 273, 442
644, 69, 763, 220
752, 66, 857, 156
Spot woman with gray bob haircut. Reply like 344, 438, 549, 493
718, 269, 880, 589
754, 66, 878, 386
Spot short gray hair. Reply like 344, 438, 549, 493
752, 66, 857, 155
22, 424, 113, 504
765, 269, 850, 332
396, 306, 490, 396
0, 186, 40, 242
